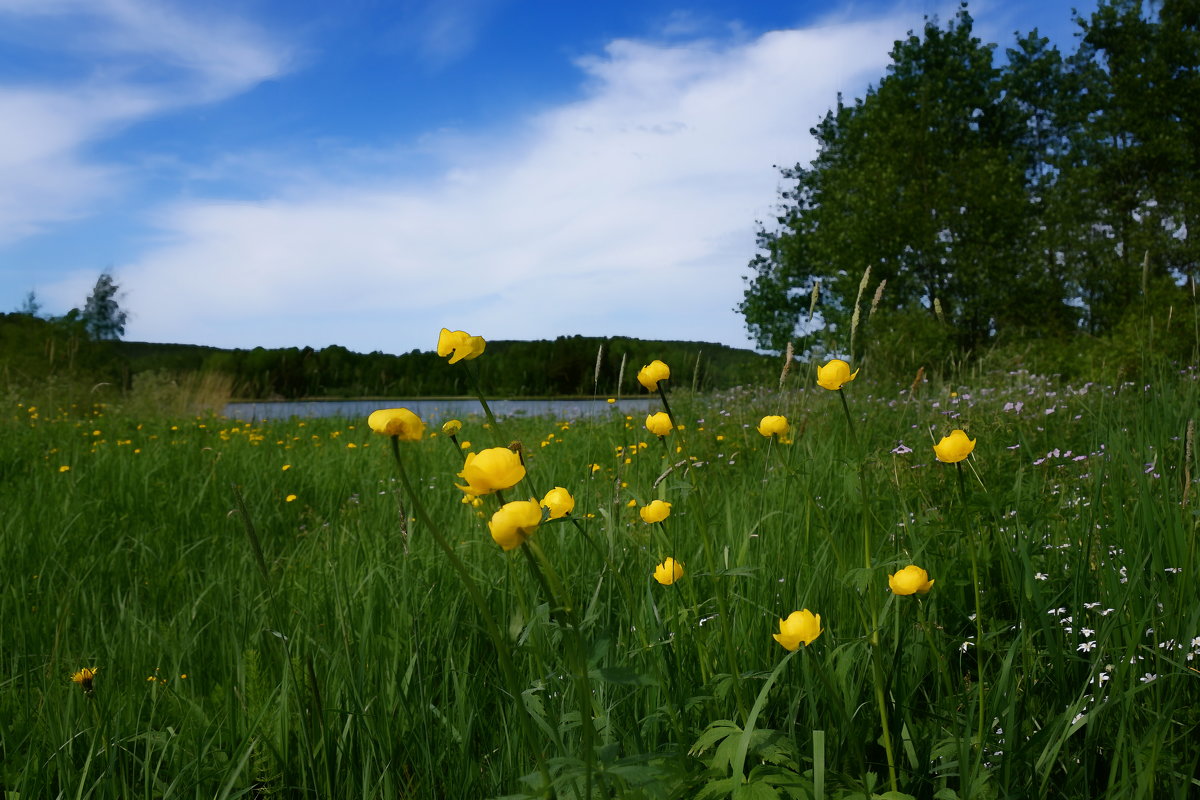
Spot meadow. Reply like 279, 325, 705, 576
1, 353, 1197, 799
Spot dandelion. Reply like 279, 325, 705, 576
71, 667, 98, 693
773, 609, 822, 650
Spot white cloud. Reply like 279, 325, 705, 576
0, 0, 290, 244
114, 14, 920, 352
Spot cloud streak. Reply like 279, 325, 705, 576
115, 14, 917, 352
0, 0, 291, 244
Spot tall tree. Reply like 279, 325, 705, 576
81, 272, 128, 341
16, 290, 42, 317
739, 0, 1198, 355
1067, 0, 1200, 331
740, 6, 1052, 354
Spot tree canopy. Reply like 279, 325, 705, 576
81, 272, 128, 341
739, 0, 1199, 360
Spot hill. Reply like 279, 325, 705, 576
0, 313, 776, 399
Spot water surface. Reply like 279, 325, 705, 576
223, 397, 657, 422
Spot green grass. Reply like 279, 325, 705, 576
2, 362, 1198, 799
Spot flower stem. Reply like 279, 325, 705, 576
657, 384, 678, 430
837, 388, 859, 451
387, 437, 552, 794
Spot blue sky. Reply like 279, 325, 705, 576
1, 0, 1092, 354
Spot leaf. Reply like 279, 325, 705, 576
733, 781, 783, 800
690, 720, 742, 756
696, 777, 741, 800
591, 665, 657, 686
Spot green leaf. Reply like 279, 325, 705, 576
733, 781, 783, 800
591, 665, 657, 686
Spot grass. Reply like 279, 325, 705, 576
1, 359, 1198, 799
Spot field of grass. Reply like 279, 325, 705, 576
1, 358, 1198, 799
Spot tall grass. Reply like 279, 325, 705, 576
1, 359, 1197, 798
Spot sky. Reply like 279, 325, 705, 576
0, 0, 1094, 355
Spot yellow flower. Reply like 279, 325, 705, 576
488, 499, 543, 551
653, 557, 684, 585
442, 419, 463, 436
639, 500, 672, 524
58, 465, 70, 473
757, 415, 790, 437
457, 447, 526, 496
367, 408, 425, 441
816, 359, 858, 391
773, 610, 822, 650
933, 429, 976, 463
71, 666, 98, 692
637, 359, 670, 392
285, 494, 297, 503
888, 565, 934, 595
437, 328, 486, 364
645, 412, 673, 437
541, 487, 575, 519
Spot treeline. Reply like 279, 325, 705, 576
740, 0, 1199, 368
0, 313, 776, 399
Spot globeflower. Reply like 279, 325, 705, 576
645, 412, 673, 437
933, 429, 976, 463
816, 359, 858, 391
637, 360, 670, 392
457, 447, 526, 496
367, 408, 425, 441
773, 610, 822, 650
437, 328, 486, 364
888, 565, 934, 595
540, 487, 575, 519
441, 419, 463, 436
488, 499, 543, 551
653, 557, 684, 585
757, 415, 790, 438
639, 500, 672, 524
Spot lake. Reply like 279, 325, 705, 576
223, 397, 658, 422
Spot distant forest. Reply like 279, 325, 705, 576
0, 313, 776, 399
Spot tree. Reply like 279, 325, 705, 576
741, 6, 1052, 355
16, 290, 42, 317
81, 272, 128, 341
738, 0, 1198, 357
